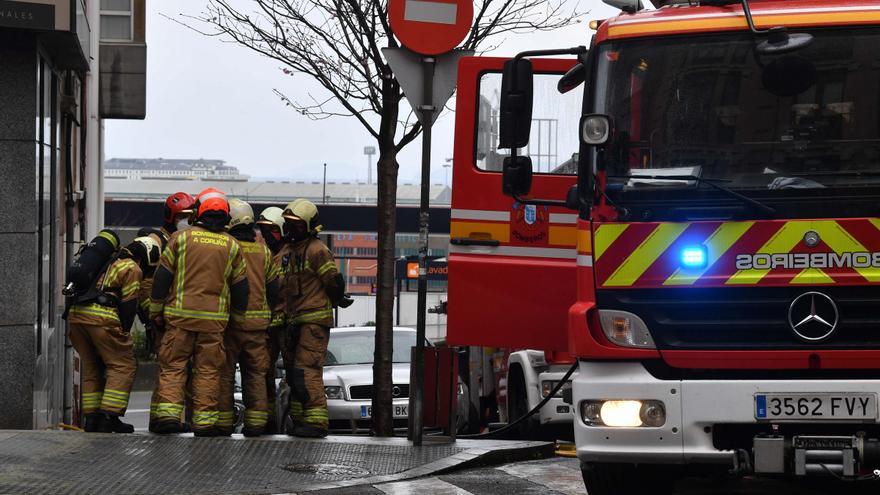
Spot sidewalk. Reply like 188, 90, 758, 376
0, 430, 553, 494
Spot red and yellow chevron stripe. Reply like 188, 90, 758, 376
594, 218, 880, 288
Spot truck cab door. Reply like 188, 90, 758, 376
447, 57, 581, 352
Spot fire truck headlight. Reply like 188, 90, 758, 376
580, 114, 610, 145
598, 310, 655, 349
681, 245, 707, 268
580, 400, 666, 427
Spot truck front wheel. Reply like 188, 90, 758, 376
580, 462, 676, 495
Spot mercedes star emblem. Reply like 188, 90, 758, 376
788, 291, 839, 342
392, 385, 401, 397
804, 230, 820, 247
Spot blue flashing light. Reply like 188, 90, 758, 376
681, 245, 707, 268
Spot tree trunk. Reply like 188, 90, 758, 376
371, 73, 400, 437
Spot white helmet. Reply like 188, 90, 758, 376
227, 198, 255, 229
129, 236, 161, 269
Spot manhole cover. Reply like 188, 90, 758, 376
283, 463, 371, 479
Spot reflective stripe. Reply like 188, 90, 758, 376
234, 309, 272, 320
244, 409, 269, 427
576, 255, 593, 267
69, 303, 119, 322
270, 313, 287, 327
316, 261, 336, 276
549, 213, 578, 224
219, 242, 236, 315
603, 223, 689, 287
99, 230, 119, 248
155, 402, 184, 419
192, 411, 219, 426
121, 281, 139, 299
215, 411, 235, 427
292, 309, 333, 324
174, 231, 187, 309
149, 301, 163, 315
302, 407, 329, 426
164, 306, 229, 321
450, 209, 510, 222
289, 401, 303, 418
449, 244, 577, 260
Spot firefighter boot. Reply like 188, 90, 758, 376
293, 424, 328, 438
84, 413, 107, 433
242, 424, 264, 438
153, 418, 183, 435
193, 426, 218, 438
104, 414, 135, 434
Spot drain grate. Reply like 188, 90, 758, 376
283, 463, 371, 479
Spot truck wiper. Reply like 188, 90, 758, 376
608, 174, 777, 217
790, 171, 880, 178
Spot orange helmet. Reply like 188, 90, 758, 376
196, 187, 226, 203
198, 196, 230, 217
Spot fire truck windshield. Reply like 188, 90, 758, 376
595, 28, 880, 192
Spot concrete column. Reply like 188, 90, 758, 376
0, 32, 40, 429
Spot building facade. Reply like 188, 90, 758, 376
0, 0, 147, 429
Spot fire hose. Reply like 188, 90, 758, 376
458, 362, 578, 439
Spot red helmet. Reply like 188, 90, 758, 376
163, 192, 195, 224
198, 196, 230, 217
196, 187, 226, 203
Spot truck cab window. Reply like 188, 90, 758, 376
475, 72, 583, 174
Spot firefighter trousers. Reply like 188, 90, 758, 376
155, 325, 224, 434
286, 323, 330, 430
149, 329, 194, 428
68, 323, 137, 416
217, 329, 270, 435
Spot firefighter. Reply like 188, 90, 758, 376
68, 236, 161, 433
256, 206, 287, 432
216, 199, 281, 437
149, 194, 250, 436
278, 199, 350, 438
139, 192, 195, 432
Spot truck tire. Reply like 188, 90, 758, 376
581, 462, 676, 495
508, 367, 538, 439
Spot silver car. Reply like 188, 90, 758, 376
324, 327, 415, 434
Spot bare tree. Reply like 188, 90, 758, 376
185, 0, 580, 436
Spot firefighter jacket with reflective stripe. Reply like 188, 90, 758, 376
269, 249, 288, 329
153, 226, 247, 332
68, 258, 142, 326
229, 240, 280, 331
278, 237, 339, 327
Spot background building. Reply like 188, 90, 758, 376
104, 157, 249, 180
0, 0, 147, 429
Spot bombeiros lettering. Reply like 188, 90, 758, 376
736, 252, 880, 270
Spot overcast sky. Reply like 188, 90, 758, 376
104, 0, 618, 184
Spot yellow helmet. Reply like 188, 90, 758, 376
283, 199, 323, 233
256, 206, 284, 229
227, 198, 255, 229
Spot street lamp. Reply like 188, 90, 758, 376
364, 146, 376, 185
443, 158, 452, 187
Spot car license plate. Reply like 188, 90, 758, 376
360, 405, 408, 418
755, 393, 877, 421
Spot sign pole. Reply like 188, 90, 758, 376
411, 56, 436, 447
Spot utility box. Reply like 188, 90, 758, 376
421, 346, 459, 436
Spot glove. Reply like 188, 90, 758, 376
337, 295, 354, 308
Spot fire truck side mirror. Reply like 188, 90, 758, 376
502, 156, 533, 197
499, 58, 534, 149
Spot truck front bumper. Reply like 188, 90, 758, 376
573, 360, 880, 466
537, 369, 575, 425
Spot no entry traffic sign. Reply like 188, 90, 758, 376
389, 0, 473, 55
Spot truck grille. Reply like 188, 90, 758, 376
596, 286, 880, 350
348, 384, 409, 400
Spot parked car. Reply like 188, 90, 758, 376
275, 326, 472, 434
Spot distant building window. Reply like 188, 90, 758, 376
100, 0, 133, 42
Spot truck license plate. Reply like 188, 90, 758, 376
755, 393, 877, 421
360, 405, 407, 418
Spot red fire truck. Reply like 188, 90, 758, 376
448, 0, 880, 491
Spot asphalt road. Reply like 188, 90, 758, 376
314, 457, 880, 495
126, 390, 152, 431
